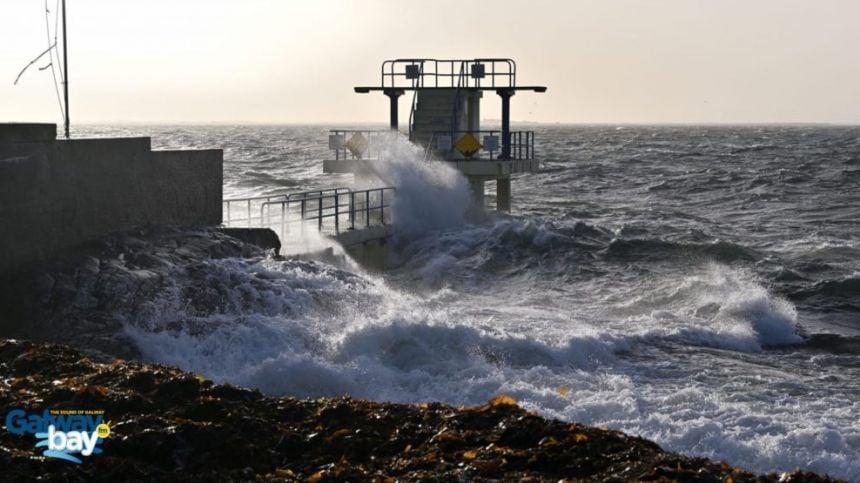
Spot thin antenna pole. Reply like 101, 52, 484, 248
61, 0, 69, 139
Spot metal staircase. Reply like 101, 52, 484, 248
408, 61, 468, 147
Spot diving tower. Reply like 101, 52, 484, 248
323, 58, 546, 211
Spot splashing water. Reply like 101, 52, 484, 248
356, 132, 473, 238
68, 124, 860, 480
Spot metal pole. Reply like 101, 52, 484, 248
334, 194, 340, 233
497, 89, 514, 159
61, 0, 70, 139
300, 200, 305, 235
350, 192, 355, 230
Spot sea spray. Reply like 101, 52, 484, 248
63, 124, 860, 480
38, 222, 849, 480
353, 132, 473, 238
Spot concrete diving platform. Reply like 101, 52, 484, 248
323, 58, 546, 212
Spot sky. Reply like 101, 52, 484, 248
2, 0, 859, 125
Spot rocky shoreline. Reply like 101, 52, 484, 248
0, 338, 836, 482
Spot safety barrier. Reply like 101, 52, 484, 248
431, 130, 535, 160
223, 188, 351, 227
224, 187, 395, 245
380, 58, 516, 90
327, 130, 535, 162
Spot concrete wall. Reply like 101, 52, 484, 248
0, 123, 222, 273
334, 224, 392, 271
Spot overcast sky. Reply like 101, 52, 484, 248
2, 0, 859, 124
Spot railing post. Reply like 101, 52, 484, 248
247, 200, 252, 226
350, 192, 355, 230
334, 193, 340, 233
380, 189, 384, 224
518, 132, 523, 159
226, 202, 231, 226
366, 191, 370, 228
300, 200, 305, 236
281, 203, 286, 242
530, 132, 534, 159
319, 198, 323, 231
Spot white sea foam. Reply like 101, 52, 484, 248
353, 132, 473, 238
119, 247, 859, 480
74, 124, 860, 481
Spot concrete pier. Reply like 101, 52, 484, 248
469, 178, 486, 207
496, 177, 511, 212
333, 224, 392, 270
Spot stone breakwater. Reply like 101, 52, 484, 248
0, 339, 836, 482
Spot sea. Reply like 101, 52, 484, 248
77, 124, 860, 480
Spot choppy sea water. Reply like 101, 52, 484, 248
78, 124, 860, 479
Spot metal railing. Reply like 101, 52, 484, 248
223, 188, 352, 227
327, 129, 535, 162
224, 187, 395, 249
261, 187, 395, 245
328, 129, 396, 160
407, 63, 424, 138
450, 62, 466, 137
381, 58, 516, 90
431, 130, 535, 160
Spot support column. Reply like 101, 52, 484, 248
469, 177, 485, 207
496, 177, 511, 212
496, 89, 515, 159
384, 89, 405, 131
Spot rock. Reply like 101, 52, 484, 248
219, 228, 281, 254
78, 256, 101, 276
0, 338, 842, 482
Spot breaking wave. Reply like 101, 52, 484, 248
67, 124, 860, 480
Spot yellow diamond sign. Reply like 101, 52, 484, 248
454, 132, 482, 158
345, 132, 369, 159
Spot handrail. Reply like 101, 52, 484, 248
424, 132, 435, 162
223, 186, 395, 251
325, 129, 536, 162
379, 58, 516, 90
223, 187, 352, 226
449, 62, 466, 140
432, 130, 535, 160
407, 62, 423, 139
328, 129, 393, 161
224, 187, 352, 204
259, 187, 396, 243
